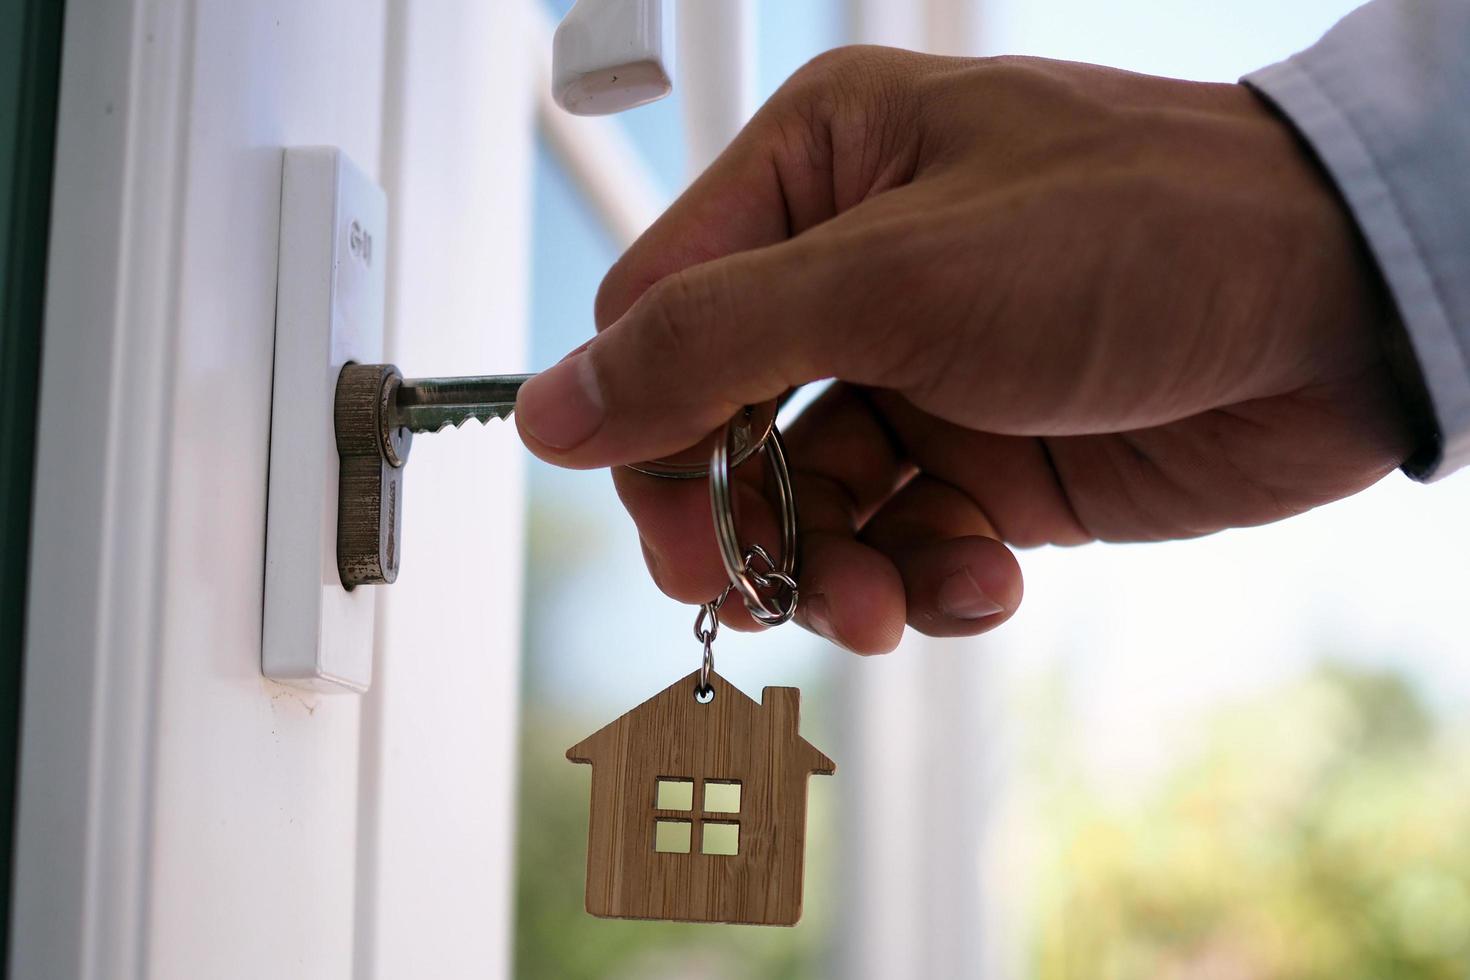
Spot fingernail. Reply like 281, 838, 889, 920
938, 568, 1006, 620
805, 594, 843, 647
517, 352, 604, 450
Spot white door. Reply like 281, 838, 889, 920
13, 3, 530, 977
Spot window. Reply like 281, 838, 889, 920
701, 821, 739, 856
653, 819, 691, 854
655, 778, 693, 811
652, 778, 742, 856
703, 781, 741, 813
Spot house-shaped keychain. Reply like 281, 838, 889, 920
567, 669, 835, 925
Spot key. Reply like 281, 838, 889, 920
386, 370, 776, 478
332, 362, 778, 587
333, 369, 532, 588
391, 374, 533, 434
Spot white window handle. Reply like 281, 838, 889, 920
551, 0, 674, 116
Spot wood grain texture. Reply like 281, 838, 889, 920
568, 669, 834, 926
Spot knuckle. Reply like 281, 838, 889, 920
790, 45, 913, 87
969, 54, 1057, 89
637, 277, 696, 363
782, 45, 919, 125
787, 45, 874, 91
628, 259, 792, 409
823, 222, 942, 384
635, 269, 725, 369
774, 46, 929, 202
960, 56, 1108, 127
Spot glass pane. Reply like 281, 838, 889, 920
655, 778, 693, 811
701, 822, 739, 857
653, 819, 691, 854
703, 781, 741, 813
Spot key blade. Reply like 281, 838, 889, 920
392, 374, 532, 433
396, 402, 517, 432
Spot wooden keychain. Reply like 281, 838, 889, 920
567, 418, 835, 926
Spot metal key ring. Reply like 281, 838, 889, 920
625, 401, 777, 479
709, 419, 799, 626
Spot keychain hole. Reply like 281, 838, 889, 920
694, 685, 715, 704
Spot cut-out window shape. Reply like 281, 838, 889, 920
703, 780, 741, 813
654, 819, 692, 853
655, 778, 693, 811
701, 821, 739, 856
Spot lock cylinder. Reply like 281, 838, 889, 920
335, 363, 410, 588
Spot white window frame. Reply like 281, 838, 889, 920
15, 3, 538, 978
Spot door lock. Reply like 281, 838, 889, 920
334, 364, 529, 587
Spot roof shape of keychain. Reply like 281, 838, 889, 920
568, 416, 836, 926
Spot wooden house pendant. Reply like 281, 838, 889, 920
567, 668, 835, 926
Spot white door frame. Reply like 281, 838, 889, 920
13, 1, 191, 974
14, 3, 533, 978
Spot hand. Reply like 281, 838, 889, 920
514, 48, 1413, 654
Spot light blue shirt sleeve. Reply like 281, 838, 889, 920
1244, 0, 1470, 480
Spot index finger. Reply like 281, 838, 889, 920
592, 104, 831, 331
593, 44, 927, 329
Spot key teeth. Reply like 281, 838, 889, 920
420, 408, 514, 433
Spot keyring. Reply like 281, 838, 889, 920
625, 401, 777, 479
709, 418, 799, 626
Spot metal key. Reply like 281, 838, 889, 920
391, 374, 534, 434
387, 371, 774, 474
333, 363, 776, 588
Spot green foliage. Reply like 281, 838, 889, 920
514, 641, 1465, 979
1027, 663, 1470, 980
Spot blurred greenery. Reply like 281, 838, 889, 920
1027, 663, 1470, 980
512, 711, 835, 980
516, 519, 1469, 980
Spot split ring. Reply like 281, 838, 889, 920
625, 401, 777, 479
709, 419, 799, 625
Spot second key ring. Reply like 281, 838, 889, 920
709, 418, 799, 626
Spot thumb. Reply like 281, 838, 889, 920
515, 237, 844, 469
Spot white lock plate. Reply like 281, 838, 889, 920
262, 147, 386, 693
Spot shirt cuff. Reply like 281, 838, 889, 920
1245, 58, 1470, 481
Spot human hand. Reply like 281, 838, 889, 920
514, 48, 1414, 654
